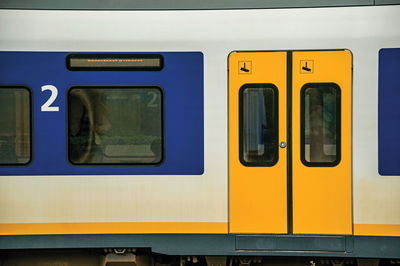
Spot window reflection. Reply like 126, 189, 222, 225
303, 84, 340, 165
240, 85, 278, 166
68, 87, 163, 165
0, 88, 31, 165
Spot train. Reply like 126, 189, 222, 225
0, 0, 400, 265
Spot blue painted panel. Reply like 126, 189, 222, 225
378, 48, 400, 175
0, 52, 204, 175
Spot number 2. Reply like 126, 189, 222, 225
41, 85, 59, 112
147, 92, 158, 107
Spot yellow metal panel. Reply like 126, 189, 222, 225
229, 51, 287, 234
354, 224, 400, 236
292, 50, 352, 235
0, 222, 228, 235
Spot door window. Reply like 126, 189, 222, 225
301, 83, 341, 166
239, 84, 279, 166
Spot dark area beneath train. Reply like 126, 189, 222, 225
0, 249, 398, 266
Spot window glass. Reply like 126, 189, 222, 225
240, 84, 278, 166
302, 84, 340, 166
0, 87, 31, 165
68, 87, 163, 165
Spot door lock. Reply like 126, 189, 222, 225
279, 141, 287, 148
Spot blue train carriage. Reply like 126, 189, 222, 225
0, 0, 400, 265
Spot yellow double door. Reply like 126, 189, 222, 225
229, 50, 352, 235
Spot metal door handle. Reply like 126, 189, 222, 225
279, 141, 287, 148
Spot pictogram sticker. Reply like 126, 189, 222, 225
239, 61, 252, 74
300, 60, 314, 74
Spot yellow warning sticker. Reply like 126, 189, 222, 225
238, 61, 252, 74
300, 60, 314, 74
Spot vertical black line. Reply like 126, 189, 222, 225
287, 51, 293, 234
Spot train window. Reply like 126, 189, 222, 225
68, 86, 163, 165
301, 83, 341, 167
0, 87, 31, 165
239, 84, 279, 166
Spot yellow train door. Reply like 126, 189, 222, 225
229, 50, 352, 235
229, 51, 288, 234
292, 51, 352, 234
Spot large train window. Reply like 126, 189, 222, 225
239, 84, 279, 166
301, 83, 341, 167
0, 87, 31, 165
68, 86, 163, 165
